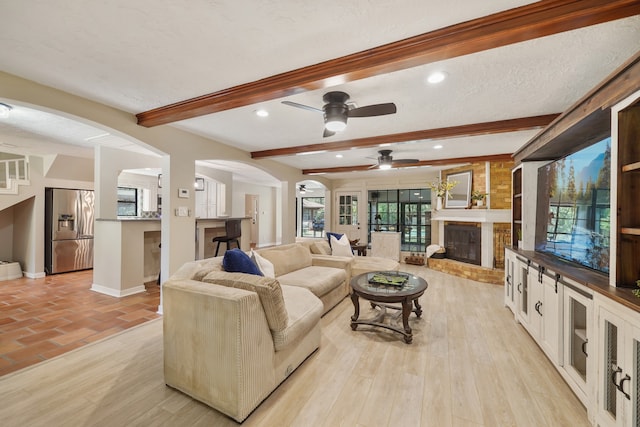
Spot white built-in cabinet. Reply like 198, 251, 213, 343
596, 297, 640, 427
195, 181, 227, 218
505, 248, 597, 420
510, 255, 563, 365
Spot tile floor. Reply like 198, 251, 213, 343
0, 270, 160, 376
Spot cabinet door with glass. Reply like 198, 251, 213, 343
597, 305, 640, 427
504, 249, 517, 313
563, 285, 593, 408
515, 257, 532, 328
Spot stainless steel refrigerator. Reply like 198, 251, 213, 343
45, 188, 95, 274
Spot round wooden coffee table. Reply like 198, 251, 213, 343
350, 271, 428, 344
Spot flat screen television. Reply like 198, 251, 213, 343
536, 137, 611, 274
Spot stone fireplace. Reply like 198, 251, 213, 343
444, 222, 481, 265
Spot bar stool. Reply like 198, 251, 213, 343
213, 219, 242, 256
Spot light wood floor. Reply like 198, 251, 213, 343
0, 265, 589, 426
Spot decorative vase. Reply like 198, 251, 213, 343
436, 197, 443, 210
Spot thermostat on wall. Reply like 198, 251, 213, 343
178, 188, 189, 198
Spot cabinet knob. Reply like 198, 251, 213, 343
581, 339, 588, 357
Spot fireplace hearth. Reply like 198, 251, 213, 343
444, 223, 481, 265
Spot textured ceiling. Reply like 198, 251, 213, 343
0, 1, 638, 183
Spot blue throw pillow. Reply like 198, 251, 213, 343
222, 249, 263, 276
326, 232, 344, 248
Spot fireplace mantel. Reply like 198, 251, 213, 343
431, 208, 510, 223
431, 208, 511, 268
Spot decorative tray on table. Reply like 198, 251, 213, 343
368, 272, 409, 287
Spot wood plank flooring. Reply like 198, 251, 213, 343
0, 265, 589, 426
0, 270, 160, 376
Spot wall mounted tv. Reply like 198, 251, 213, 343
536, 137, 611, 274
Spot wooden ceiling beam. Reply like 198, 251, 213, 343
303, 153, 514, 175
136, 0, 639, 127
250, 114, 559, 158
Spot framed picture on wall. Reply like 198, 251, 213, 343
445, 171, 472, 208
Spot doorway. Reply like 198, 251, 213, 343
244, 194, 259, 248
334, 191, 361, 241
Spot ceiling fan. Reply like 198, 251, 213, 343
370, 149, 419, 170
282, 91, 397, 137
298, 184, 313, 194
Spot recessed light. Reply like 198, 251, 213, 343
255, 109, 269, 117
433, 144, 443, 149
427, 71, 447, 84
336, 154, 343, 158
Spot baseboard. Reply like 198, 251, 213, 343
24, 271, 46, 279
90, 283, 146, 297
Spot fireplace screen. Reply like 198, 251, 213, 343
444, 223, 481, 265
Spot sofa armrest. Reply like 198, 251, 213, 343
163, 278, 276, 422
311, 254, 351, 270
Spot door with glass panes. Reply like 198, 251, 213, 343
334, 192, 361, 242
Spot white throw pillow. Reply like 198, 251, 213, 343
251, 250, 276, 278
330, 234, 354, 258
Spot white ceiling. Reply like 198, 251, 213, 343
0, 1, 638, 183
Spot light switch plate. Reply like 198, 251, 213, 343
175, 206, 189, 217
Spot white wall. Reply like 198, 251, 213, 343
0, 205, 14, 261
233, 181, 278, 247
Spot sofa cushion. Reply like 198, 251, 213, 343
325, 232, 344, 248
310, 240, 331, 255
258, 244, 312, 277
330, 234, 354, 257
201, 271, 287, 332
273, 285, 323, 351
222, 249, 263, 276
277, 266, 346, 298
251, 250, 275, 278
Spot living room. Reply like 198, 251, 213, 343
1, 2, 639, 426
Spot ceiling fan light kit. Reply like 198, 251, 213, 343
372, 149, 419, 170
282, 91, 397, 137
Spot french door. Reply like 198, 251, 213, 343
334, 191, 362, 241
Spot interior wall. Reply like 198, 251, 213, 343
44, 154, 94, 182
232, 181, 277, 247
0, 206, 14, 261
12, 196, 35, 274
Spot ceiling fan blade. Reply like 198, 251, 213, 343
368, 164, 380, 169
348, 103, 397, 118
281, 100, 323, 114
323, 128, 336, 138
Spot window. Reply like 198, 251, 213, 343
300, 197, 325, 237
369, 189, 432, 252
117, 187, 138, 216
